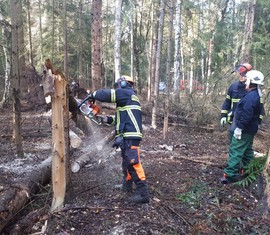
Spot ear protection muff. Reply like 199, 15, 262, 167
120, 78, 127, 88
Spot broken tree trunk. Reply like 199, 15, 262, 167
71, 130, 115, 173
43, 59, 71, 212
0, 157, 51, 233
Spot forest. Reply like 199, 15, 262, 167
1, 0, 270, 234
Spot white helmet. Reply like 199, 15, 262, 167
245, 70, 264, 85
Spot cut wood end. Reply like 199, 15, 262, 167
71, 162, 81, 173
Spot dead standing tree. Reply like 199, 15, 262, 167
43, 59, 71, 212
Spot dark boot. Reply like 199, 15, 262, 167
122, 180, 133, 193
219, 173, 242, 184
128, 181, 149, 204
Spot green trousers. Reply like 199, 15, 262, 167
224, 133, 254, 178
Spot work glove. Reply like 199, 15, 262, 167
220, 117, 227, 126
112, 136, 124, 149
233, 127, 242, 140
86, 93, 95, 102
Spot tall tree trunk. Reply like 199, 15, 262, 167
147, 2, 158, 102
205, 35, 214, 94
173, 0, 182, 102
10, 0, 24, 158
147, 2, 154, 102
151, 0, 165, 129
38, 0, 44, 67
114, 0, 122, 81
63, 0, 68, 78
0, 12, 11, 108
130, 6, 134, 82
78, 0, 83, 82
199, 0, 205, 93
26, 0, 34, 67
241, 0, 256, 63
163, 0, 173, 141
51, 0, 55, 60
91, 0, 102, 90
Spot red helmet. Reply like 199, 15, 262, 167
233, 63, 252, 76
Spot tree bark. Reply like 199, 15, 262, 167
0, 157, 52, 233
91, 0, 102, 90
114, 0, 122, 81
10, 0, 24, 158
173, 0, 182, 102
163, 0, 173, 141
151, 0, 165, 129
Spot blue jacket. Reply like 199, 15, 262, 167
221, 81, 247, 123
234, 89, 264, 135
93, 87, 142, 140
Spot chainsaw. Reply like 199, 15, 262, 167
76, 96, 102, 125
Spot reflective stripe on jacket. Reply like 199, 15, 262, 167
221, 81, 247, 123
93, 88, 142, 140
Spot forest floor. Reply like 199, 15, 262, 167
1, 102, 270, 235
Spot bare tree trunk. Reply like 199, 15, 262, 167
51, 0, 55, 59
91, 0, 102, 90
199, 0, 205, 93
241, 0, 256, 62
205, 35, 213, 94
163, 0, 173, 141
44, 60, 71, 212
0, 12, 11, 108
148, 2, 158, 102
78, 0, 83, 82
151, 0, 165, 129
38, 0, 44, 66
114, 0, 122, 81
147, 3, 154, 102
63, 0, 68, 78
26, 0, 34, 67
10, 0, 24, 158
130, 6, 134, 81
173, 0, 182, 102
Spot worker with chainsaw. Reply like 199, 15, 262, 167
220, 70, 265, 184
220, 63, 254, 142
83, 75, 149, 204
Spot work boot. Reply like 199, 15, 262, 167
122, 180, 133, 193
128, 194, 149, 204
239, 168, 245, 176
128, 181, 149, 204
219, 173, 242, 184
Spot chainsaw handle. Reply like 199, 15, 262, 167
78, 93, 95, 109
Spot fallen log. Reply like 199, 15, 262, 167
71, 130, 115, 173
0, 157, 52, 233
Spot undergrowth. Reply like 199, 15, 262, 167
236, 155, 267, 187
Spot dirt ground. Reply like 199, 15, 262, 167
1, 102, 270, 235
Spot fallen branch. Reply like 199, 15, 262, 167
174, 155, 224, 167
55, 205, 133, 213
71, 130, 115, 173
